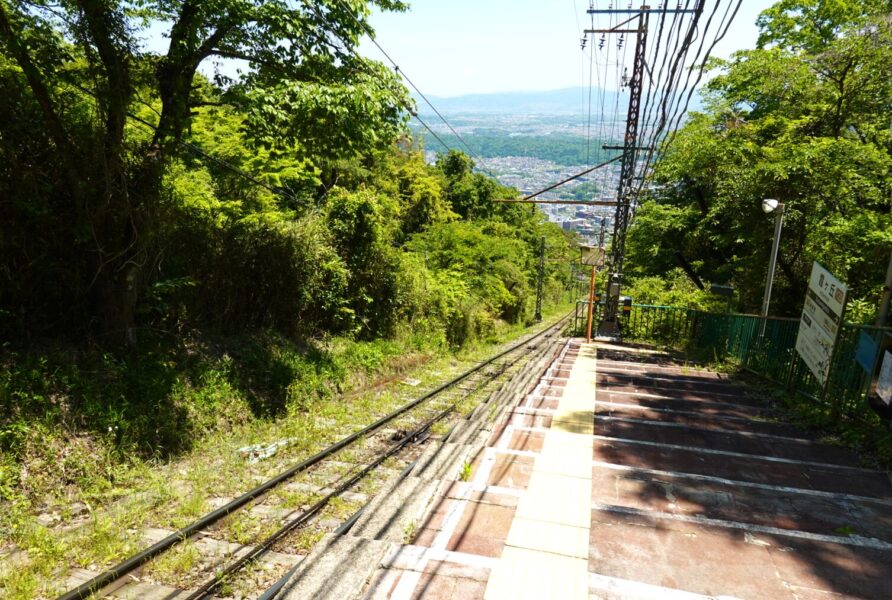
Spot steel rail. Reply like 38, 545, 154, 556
259, 322, 567, 600
57, 313, 571, 600
188, 324, 562, 599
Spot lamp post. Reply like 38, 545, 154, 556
760, 199, 785, 335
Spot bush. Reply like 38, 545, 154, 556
624, 269, 732, 313
157, 211, 351, 335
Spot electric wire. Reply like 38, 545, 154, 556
638, 0, 728, 176
627, 0, 743, 215
304, 2, 477, 172
632, 1, 701, 187
497, 153, 625, 203
330, 0, 497, 178
661, 0, 741, 149
633, 0, 743, 203
586, 27, 595, 164
597, 4, 616, 200
577, 0, 742, 271
637, 2, 685, 158
640, 1, 698, 147
620, 0, 706, 193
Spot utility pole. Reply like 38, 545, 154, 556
586, 3, 701, 323
535, 236, 545, 322
567, 261, 575, 301
608, 8, 648, 322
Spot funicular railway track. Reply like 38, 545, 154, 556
57, 314, 571, 600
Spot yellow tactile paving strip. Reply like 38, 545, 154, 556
484, 342, 596, 600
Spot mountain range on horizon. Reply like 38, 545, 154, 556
414, 87, 613, 115
413, 86, 703, 116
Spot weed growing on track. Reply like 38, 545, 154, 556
143, 540, 202, 583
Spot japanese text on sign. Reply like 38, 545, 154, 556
794, 262, 847, 386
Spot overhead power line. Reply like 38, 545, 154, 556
577, 0, 743, 322
632, 0, 743, 203
331, 0, 498, 179
301, 2, 476, 169
495, 153, 625, 203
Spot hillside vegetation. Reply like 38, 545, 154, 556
0, 0, 575, 581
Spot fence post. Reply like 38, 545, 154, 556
785, 354, 797, 391
875, 252, 892, 328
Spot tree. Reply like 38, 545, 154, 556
395, 151, 457, 236
0, 0, 408, 342
627, 10, 892, 315
756, 0, 891, 53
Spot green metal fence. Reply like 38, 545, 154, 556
576, 302, 892, 423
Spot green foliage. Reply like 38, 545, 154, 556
756, 0, 890, 53
326, 187, 404, 337
624, 270, 731, 313
0, 0, 411, 342
627, 10, 892, 317
1, 6, 579, 588
396, 152, 458, 236
245, 63, 411, 167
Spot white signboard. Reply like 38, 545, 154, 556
794, 262, 848, 386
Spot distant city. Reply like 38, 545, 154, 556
408, 86, 690, 247
410, 87, 634, 247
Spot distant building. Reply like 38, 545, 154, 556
561, 218, 586, 232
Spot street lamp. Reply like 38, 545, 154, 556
760, 199, 785, 328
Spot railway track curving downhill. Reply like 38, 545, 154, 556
57, 313, 571, 600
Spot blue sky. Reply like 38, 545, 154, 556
359, 0, 777, 97
140, 1, 778, 98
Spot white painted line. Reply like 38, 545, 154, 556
596, 366, 727, 381
514, 425, 557, 436
485, 341, 596, 600
595, 415, 813, 444
523, 339, 574, 410
384, 544, 497, 572
590, 460, 892, 507
513, 406, 555, 415
444, 482, 526, 498
496, 447, 540, 459
590, 502, 892, 550
599, 389, 765, 412
524, 380, 551, 409
381, 546, 495, 600
502, 445, 891, 506
593, 435, 876, 472
598, 370, 747, 390
595, 400, 761, 425
598, 381, 756, 400
595, 358, 710, 372
390, 334, 569, 598
588, 572, 743, 600
430, 447, 499, 549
